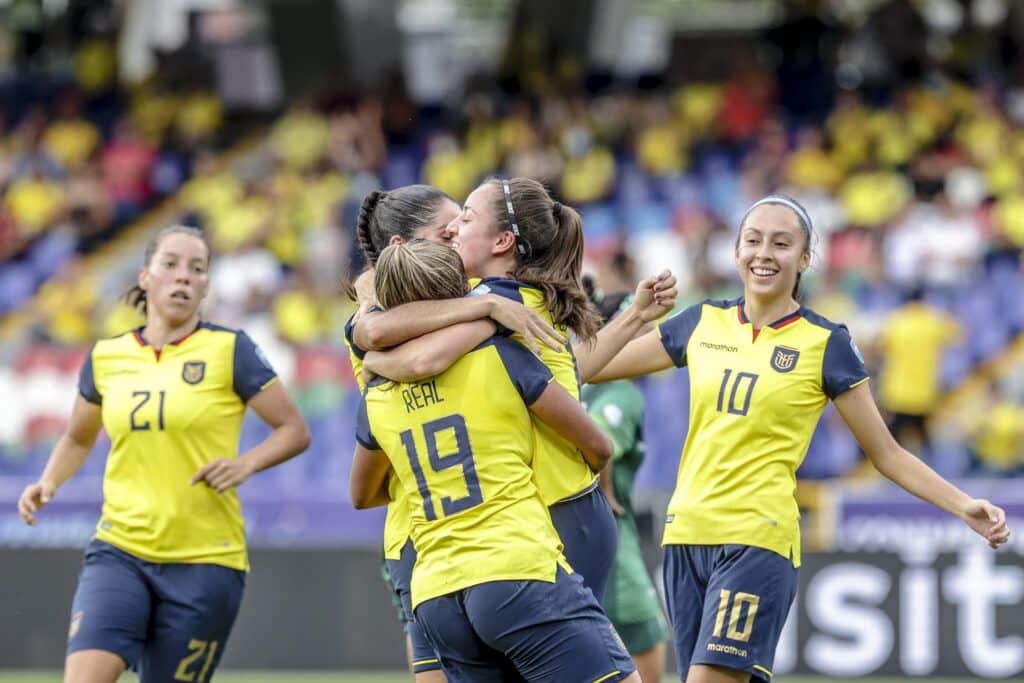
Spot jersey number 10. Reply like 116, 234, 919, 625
716, 369, 758, 417
400, 414, 484, 520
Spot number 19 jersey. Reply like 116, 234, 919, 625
355, 336, 571, 609
657, 298, 868, 566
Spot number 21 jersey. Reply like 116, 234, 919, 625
79, 322, 277, 570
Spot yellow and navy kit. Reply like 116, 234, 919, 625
469, 277, 597, 505
344, 307, 412, 562
78, 322, 278, 570
657, 298, 868, 566
355, 335, 570, 609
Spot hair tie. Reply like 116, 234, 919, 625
551, 201, 562, 219
741, 195, 814, 240
501, 179, 528, 257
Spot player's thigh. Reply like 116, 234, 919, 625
414, 593, 517, 683
66, 540, 151, 672
465, 568, 636, 683
548, 486, 618, 603
64, 649, 128, 683
690, 545, 797, 683
138, 562, 245, 683
662, 544, 716, 678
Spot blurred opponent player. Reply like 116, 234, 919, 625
583, 278, 670, 683
351, 177, 677, 604
350, 240, 638, 682
348, 185, 561, 681
18, 225, 310, 683
590, 194, 1012, 683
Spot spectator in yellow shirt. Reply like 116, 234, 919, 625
43, 93, 100, 171
878, 288, 962, 453
5, 166, 64, 237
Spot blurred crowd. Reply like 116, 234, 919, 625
4, 56, 1024, 479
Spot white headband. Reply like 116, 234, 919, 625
742, 196, 813, 239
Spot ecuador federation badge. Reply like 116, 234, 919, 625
182, 360, 206, 385
770, 346, 800, 373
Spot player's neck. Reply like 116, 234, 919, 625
742, 293, 799, 330
478, 256, 516, 280
142, 315, 201, 349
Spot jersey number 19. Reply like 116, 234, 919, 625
400, 414, 483, 520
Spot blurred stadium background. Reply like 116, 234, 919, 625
1, 0, 1022, 679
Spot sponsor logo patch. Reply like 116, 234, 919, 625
68, 610, 83, 640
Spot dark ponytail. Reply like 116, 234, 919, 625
356, 190, 387, 265
124, 225, 210, 315
487, 178, 602, 342
353, 184, 455, 268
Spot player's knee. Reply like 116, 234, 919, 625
414, 670, 447, 683
64, 649, 127, 683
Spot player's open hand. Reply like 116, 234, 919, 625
485, 294, 565, 354
18, 480, 55, 526
632, 270, 678, 323
962, 498, 1010, 550
191, 458, 256, 493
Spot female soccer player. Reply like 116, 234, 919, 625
352, 177, 677, 603
583, 283, 670, 683
589, 194, 1012, 683
349, 184, 563, 682
17, 225, 311, 683
350, 240, 639, 682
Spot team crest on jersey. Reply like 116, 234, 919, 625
770, 346, 800, 373
68, 610, 83, 640
182, 361, 206, 384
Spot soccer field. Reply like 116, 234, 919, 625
0, 673, 992, 682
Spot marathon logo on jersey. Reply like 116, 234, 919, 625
182, 360, 206, 385
770, 346, 800, 373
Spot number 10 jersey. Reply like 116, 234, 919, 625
657, 298, 868, 567
356, 335, 571, 610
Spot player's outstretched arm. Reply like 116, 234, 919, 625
586, 329, 675, 384
18, 396, 102, 525
529, 382, 614, 472
363, 320, 497, 383
834, 381, 1011, 550
353, 294, 562, 354
350, 444, 392, 509
191, 382, 311, 493
576, 270, 678, 384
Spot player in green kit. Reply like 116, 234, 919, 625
583, 279, 669, 683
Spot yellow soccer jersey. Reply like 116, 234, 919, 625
344, 309, 410, 561
469, 278, 597, 505
657, 298, 869, 567
78, 322, 278, 570
355, 335, 570, 609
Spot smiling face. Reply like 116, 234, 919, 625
735, 203, 810, 301
138, 231, 210, 326
449, 183, 514, 278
